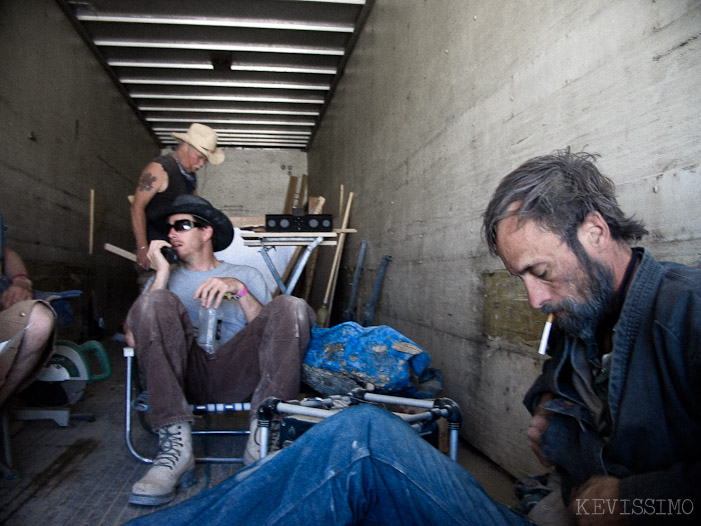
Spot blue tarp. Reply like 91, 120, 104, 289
304, 322, 438, 397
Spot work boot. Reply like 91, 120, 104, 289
129, 422, 196, 506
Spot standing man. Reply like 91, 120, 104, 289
128, 149, 699, 525
131, 123, 225, 270
125, 195, 315, 507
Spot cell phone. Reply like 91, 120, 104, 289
161, 246, 179, 264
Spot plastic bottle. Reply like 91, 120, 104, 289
197, 304, 219, 354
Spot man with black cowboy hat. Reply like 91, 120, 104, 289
124, 194, 315, 506
130, 123, 226, 270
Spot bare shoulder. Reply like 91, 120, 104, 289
137, 161, 169, 194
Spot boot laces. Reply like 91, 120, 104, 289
153, 425, 185, 470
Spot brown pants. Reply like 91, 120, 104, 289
126, 290, 315, 431
0, 300, 56, 407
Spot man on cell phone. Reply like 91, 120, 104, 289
124, 194, 315, 507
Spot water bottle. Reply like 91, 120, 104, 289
197, 304, 219, 354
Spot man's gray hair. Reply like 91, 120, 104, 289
482, 148, 648, 256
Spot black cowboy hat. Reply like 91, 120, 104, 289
157, 195, 233, 251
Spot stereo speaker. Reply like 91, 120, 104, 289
265, 214, 333, 232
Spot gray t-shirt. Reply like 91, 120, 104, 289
147, 262, 271, 343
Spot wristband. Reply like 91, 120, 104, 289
233, 285, 248, 300
11, 273, 30, 281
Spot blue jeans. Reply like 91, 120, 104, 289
127, 405, 532, 526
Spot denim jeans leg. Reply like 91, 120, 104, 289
126, 289, 195, 431
126, 405, 532, 526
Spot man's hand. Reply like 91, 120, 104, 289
527, 392, 555, 467
194, 277, 263, 323
569, 476, 626, 526
194, 277, 244, 309
146, 240, 172, 273
143, 240, 174, 291
1, 278, 33, 309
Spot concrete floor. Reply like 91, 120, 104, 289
0, 339, 517, 525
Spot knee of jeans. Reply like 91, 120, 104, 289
329, 404, 396, 432
128, 289, 180, 327
135, 289, 178, 312
270, 295, 310, 319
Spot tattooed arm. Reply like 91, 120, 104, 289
130, 162, 169, 269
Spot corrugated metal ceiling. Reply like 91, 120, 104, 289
58, 0, 373, 150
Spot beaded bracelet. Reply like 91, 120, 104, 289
234, 285, 248, 300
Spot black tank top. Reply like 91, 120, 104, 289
145, 154, 197, 241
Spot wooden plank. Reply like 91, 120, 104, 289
282, 175, 299, 214
103, 242, 136, 262
317, 192, 354, 327
298, 174, 308, 208
88, 189, 95, 255
228, 216, 265, 229
324, 192, 354, 325
239, 231, 355, 239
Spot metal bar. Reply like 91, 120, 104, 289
259, 426, 270, 458
256, 237, 331, 243
125, 349, 152, 464
363, 392, 434, 409
284, 235, 323, 292
343, 239, 367, 321
276, 401, 343, 419
195, 457, 244, 464
258, 247, 288, 293
449, 429, 459, 461
362, 255, 393, 326
192, 403, 251, 412
192, 430, 249, 436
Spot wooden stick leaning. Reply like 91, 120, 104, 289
316, 192, 354, 327
89, 189, 95, 255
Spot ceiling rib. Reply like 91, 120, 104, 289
58, 0, 374, 150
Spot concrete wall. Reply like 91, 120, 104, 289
196, 148, 308, 216
0, 0, 158, 336
307, 0, 701, 477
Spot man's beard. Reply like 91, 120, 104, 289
542, 254, 615, 337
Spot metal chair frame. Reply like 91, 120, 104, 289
124, 347, 251, 464
256, 390, 463, 461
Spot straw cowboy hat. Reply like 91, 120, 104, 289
172, 123, 225, 165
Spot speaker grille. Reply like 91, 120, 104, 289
265, 214, 333, 232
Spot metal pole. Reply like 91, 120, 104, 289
343, 240, 367, 322
285, 236, 324, 293
362, 255, 393, 327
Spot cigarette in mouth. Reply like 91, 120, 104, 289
538, 314, 554, 355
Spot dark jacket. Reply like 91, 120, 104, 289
524, 248, 701, 524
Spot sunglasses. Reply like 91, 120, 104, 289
167, 219, 207, 232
